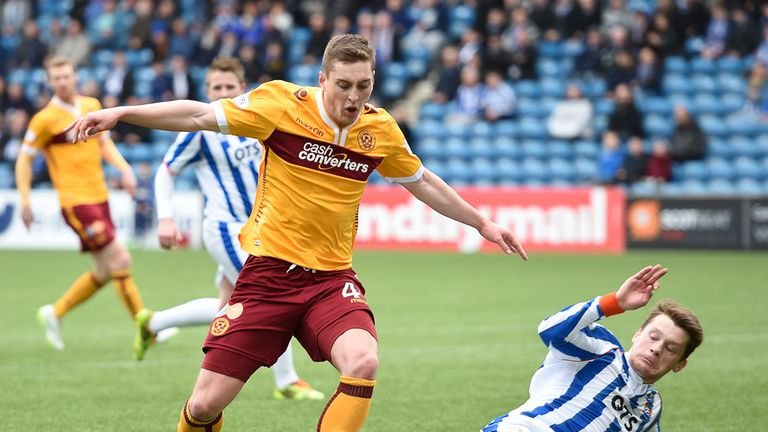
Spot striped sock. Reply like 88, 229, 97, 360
111, 269, 144, 318
178, 400, 223, 432
317, 376, 376, 432
53, 271, 105, 318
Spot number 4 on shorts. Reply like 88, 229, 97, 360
341, 282, 361, 299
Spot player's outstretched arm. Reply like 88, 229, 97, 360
401, 169, 528, 260
65, 100, 218, 143
615, 264, 669, 311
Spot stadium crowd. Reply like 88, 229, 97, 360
2, 0, 768, 194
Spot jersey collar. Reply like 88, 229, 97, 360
314, 88, 361, 147
51, 95, 82, 117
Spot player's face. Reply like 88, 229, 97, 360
319, 60, 374, 128
47, 65, 77, 100
206, 71, 246, 102
627, 314, 689, 384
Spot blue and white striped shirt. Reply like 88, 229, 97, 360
487, 297, 662, 432
164, 131, 262, 223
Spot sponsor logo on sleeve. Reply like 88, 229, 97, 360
233, 92, 250, 109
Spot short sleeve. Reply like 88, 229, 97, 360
376, 118, 423, 183
210, 80, 288, 141
22, 113, 49, 152
163, 131, 202, 174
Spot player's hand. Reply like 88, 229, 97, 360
478, 221, 528, 261
20, 206, 34, 230
616, 264, 668, 311
157, 218, 183, 249
64, 108, 122, 143
120, 168, 137, 198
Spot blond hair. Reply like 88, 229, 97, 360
207, 57, 246, 84
640, 300, 703, 360
46, 56, 75, 72
322, 34, 376, 74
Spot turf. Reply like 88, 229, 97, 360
1, 249, 766, 431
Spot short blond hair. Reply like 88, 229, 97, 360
46, 56, 76, 72
640, 300, 703, 360
322, 34, 376, 75
207, 57, 246, 84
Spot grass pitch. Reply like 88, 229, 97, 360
1, 249, 766, 431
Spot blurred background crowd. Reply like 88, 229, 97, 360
2, 0, 768, 199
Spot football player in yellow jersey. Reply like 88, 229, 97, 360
68, 35, 528, 432
16, 57, 148, 351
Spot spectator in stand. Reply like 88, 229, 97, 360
601, 0, 633, 34
574, 28, 606, 77
0, 110, 28, 163
598, 130, 624, 184
483, 33, 513, 78
91, 0, 119, 49
165, 55, 197, 101
481, 70, 517, 121
211, 0, 239, 35
356, 9, 375, 43
574, 0, 603, 38
701, 3, 729, 59
605, 50, 636, 94
236, 1, 264, 47
547, 84, 594, 140
530, 0, 554, 38
385, 0, 412, 33
628, 5, 649, 47
331, 15, 353, 38
679, 0, 710, 39
4, 82, 35, 117
458, 28, 483, 67
261, 40, 286, 81
373, 10, 402, 68
268, 1, 294, 39
725, 6, 759, 58
608, 84, 644, 139
508, 30, 538, 80
305, 12, 331, 65
168, 17, 195, 59
448, 65, 485, 124
12, 20, 47, 70
669, 105, 708, 162
647, 139, 673, 182
54, 19, 92, 67
636, 47, 662, 94
616, 136, 648, 184
503, 7, 540, 53
433, 45, 462, 104
103, 51, 135, 104
238, 44, 262, 84
601, 26, 633, 72
150, 61, 170, 102
754, 26, 768, 68
645, 11, 683, 59
484, 8, 508, 40
216, 31, 239, 59
2, 0, 31, 34
129, 0, 153, 50
550, 0, 580, 41
193, 25, 221, 67
102, 95, 151, 144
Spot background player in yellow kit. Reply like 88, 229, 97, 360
16, 56, 147, 350
68, 35, 528, 431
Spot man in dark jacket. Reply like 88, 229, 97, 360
669, 105, 707, 162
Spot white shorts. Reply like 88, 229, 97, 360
202, 219, 249, 286
481, 413, 554, 432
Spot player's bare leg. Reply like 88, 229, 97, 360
317, 328, 378, 432
93, 240, 145, 317
178, 368, 245, 431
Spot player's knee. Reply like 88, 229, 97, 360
109, 248, 132, 271
344, 349, 379, 378
188, 396, 223, 421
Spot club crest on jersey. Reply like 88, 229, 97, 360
233, 92, 250, 109
357, 130, 376, 151
210, 317, 230, 336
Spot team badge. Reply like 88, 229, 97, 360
294, 88, 309, 101
210, 317, 230, 336
358, 130, 376, 151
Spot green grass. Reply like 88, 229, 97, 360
1, 249, 766, 431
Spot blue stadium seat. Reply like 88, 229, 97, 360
662, 74, 693, 94
680, 179, 709, 195
288, 64, 320, 86
582, 79, 606, 99
717, 73, 747, 94
717, 56, 745, 74
692, 93, 723, 115
664, 56, 688, 74
537, 41, 562, 58
470, 157, 498, 184
0, 162, 13, 188
562, 40, 585, 58
420, 102, 449, 121
496, 158, 523, 182
691, 74, 718, 94
644, 115, 674, 137
548, 140, 573, 159
574, 140, 599, 159
658, 182, 686, 196
381, 77, 406, 99
707, 178, 735, 195
289, 27, 311, 45
730, 135, 760, 157
593, 116, 608, 135
521, 158, 548, 182
515, 80, 540, 98
445, 122, 468, 139
414, 121, 444, 141
516, 98, 547, 117
468, 138, 494, 159
574, 157, 598, 182
521, 140, 547, 159
539, 78, 566, 98
444, 158, 472, 184
493, 137, 521, 159
726, 117, 759, 137
594, 99, 615, 116
494, 120, 519, 138
549, 157, 575, 182
707, 157, 735, 180
423, 159, 445, 178
518, 117, 547, 139
735, 178, 763, 195
404, 44, 431, 78
93, 49, 114, 67
690, 57, 717, 74
448, 5, 475, 38
418, 138, 443, 161
443, 138, 468, 160
756, 135, 768, 157
630, 181, 659, 197
470, 121, 493, 139
721, 93, 746, 114
666, 94, 692, 111
151, 129, 178, 145
698, 115, 727, 137
680, 160, 708, 181
640, 97, 674, 116
734, 156, 765, 181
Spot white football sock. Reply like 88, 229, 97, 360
149, 297, 220, 333
272, 342, 300, 389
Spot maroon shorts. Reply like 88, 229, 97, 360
61, 202, 116, 252
202, 255, 377, 382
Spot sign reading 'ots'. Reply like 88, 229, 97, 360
356, 187, 626, 253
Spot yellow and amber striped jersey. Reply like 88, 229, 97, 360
212, 80, 423, 270
23, 96, 109, 207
